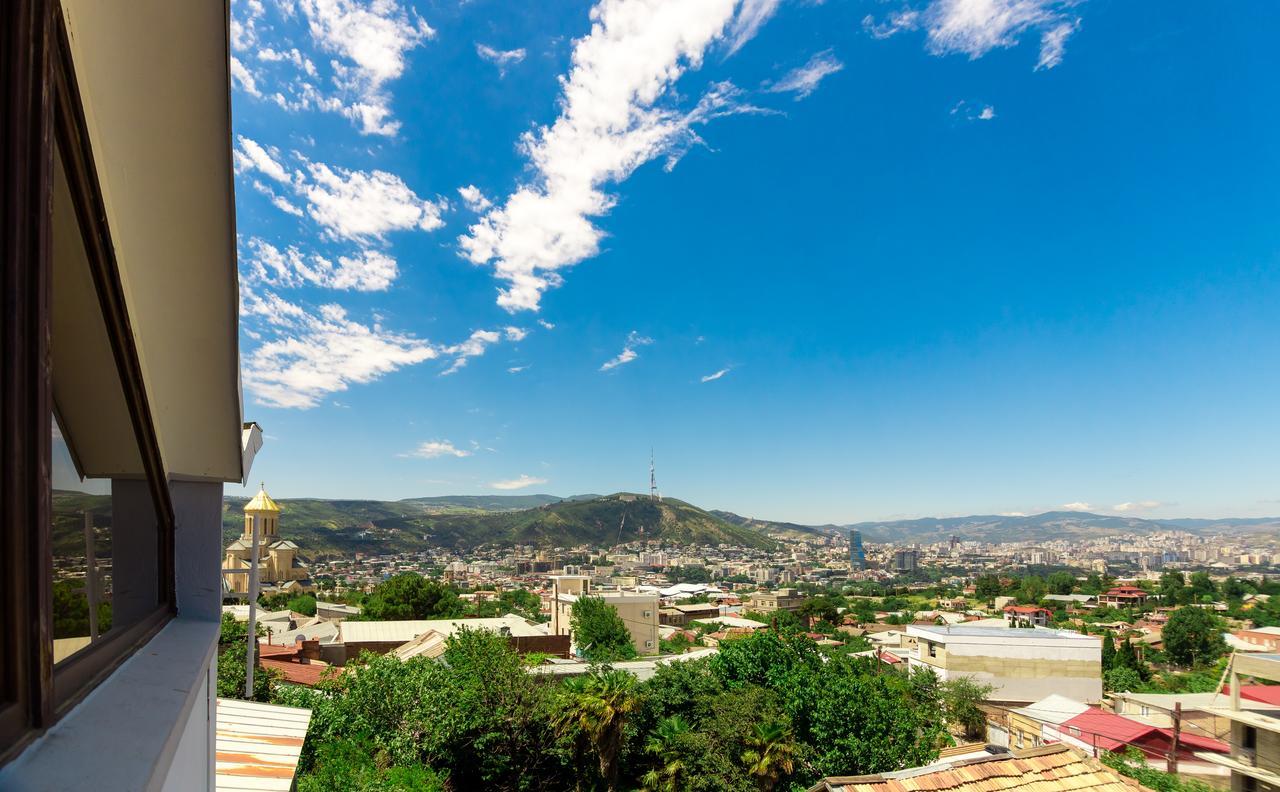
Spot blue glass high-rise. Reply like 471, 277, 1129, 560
849, 529, 866, 570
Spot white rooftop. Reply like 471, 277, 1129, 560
340, 615, 549, 645
1011, 694, 1090, 725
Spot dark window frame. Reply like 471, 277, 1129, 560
2, 0, 176, 763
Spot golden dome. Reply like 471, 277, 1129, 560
244, 484, 280, 514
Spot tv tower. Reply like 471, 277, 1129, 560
649, 449, 661, 501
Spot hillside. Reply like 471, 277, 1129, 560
222, 492, 776, 558
843, 511, 1280, 544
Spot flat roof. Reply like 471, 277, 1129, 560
908, 625, 1097, 642
341, 616, 549, 644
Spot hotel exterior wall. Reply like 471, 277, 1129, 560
908, 627, 1103, 704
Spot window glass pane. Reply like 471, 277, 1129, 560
51, 415, 112, 664
50, 144, 163, 674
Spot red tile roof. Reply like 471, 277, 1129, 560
1223, 684, 1280, 706
1060, 708, 1158, 751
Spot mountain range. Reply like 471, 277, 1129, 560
219, 491, 1280, 559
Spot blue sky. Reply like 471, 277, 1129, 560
227, 0, 1280, 524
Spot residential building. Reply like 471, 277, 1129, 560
746, 587, 807, 613
222, 487, 313, 596
805, 744, 1143, 792
907, 624, 1103, 704
338, 615, 559, 664
1235, 627, 1280, 653
1111, 690, 1278, 741
894, 548, 920, 573
1004, 605, 1052, 627
658, 602, 720, 627
1196, 652, 1280, 792
1046, 706, 1228, 775
549, 575, 660, 656
1098, 586, 1148, 608
1005, 694, 1090, 751
0, 2, 281, 787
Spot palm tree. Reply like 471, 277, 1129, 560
640, 715, 691, 792
741, 720, 796, 792
553, 668, 638, 791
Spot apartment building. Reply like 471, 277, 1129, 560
1, 2, 267, 787
907, 625, 1103, 704
549, 575, 660, 656
746, 587, 807, 613
1197, 653, 1280, 792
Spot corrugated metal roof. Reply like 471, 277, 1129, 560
808, 745, 1146, 792
215, 697, 312, 792
340, 616, 549, 644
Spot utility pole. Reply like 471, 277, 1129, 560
1166, 701, 1182, 774
245, 510, 261, 699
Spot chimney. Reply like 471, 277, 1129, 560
301, 639, 321, 662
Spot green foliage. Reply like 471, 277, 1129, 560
1017, 575, 1047, 604
941, 677, 995, 741
296, 736, 448, 792
52, 579, 112, 640
1104, 666, 1143, 693
217, 646, 278, 701
639, 715, 692, 792
554, 668, 639, 791
1101, 747, 1216, 792
974, 574, 1003, 601
358, 574, 463, 621
741, 720, 797, 792
1100, 631, 1116, 671
1163, 607, 1227, 668
571, 596, 638, 662
666, 565, 712, 584
1047, 571, 1076, 595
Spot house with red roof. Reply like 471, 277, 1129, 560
1004, 605, 1052, 627
1099, 586, 1148, 608
1045, 706, 1228, 774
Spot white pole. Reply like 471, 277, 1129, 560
245, 512, 261, 698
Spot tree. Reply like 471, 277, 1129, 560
1100, 631, 1116, 671
359, 573, 463, 621
571, 596, 637, 661
287, 593, 317, 616
974, 574, 1002, 601
1163, 607, 1227, 668
640, 716, 691, 792
941, 677, 996, 741
1105, 666, 1142, 693
1159, 571, 1185, 601
216, 646, 278, 701
741, 720, 797, 792
555, 668, 639, 791
1047, 571, 1076, 596
1189, 572, 1216, 600
1018, 576, 1047, 604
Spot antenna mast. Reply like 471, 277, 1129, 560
650, 449, 660, 501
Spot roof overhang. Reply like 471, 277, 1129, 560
60, 0, 243, 482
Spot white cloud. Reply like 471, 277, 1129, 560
507, 365, 530, 374
476, 44, 527, 76
258, 46, 318, 77
230, 56, 263, 97
236, 136, 291, 183
490, 474, 548, 490
978, 105, 996, 120
503, 326, 529, 341
459, 0, 777, 312
865, 0, 1081, 70
297, 0, 435, 135
999, 511, 1027, 517
1113, 500, 1161, 513
765, 49, 843, 100
273, 194, 306, 216
402, 440, 471, 459
457, 184, 493, 213
1060, 502, 1093, 511
301, 161, 447, 241
950, 100, 997, 121
441, 329, 502, 375
725, 0, 782, 55
700, 367, 730, 382
600, 330, 653, 371
244, 238, 399, 292
537, 319, 556, 330
241, 293, 438, 408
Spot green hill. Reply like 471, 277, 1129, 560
221, 492, 776, 558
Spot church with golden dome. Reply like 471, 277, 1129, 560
223, 486, 313, 597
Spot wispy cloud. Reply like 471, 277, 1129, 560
243, 238, 399, 292
440, 329, 502, 375
950, 100, 997, 121
701, 367, 730, 382
507, 365, 530, 374
1060, 501, 1093, 511
864, 0, 1082, 70
601, 331, 653, 371
296, 0, 436, 135
1113, 500, 1161, 513
230, 56, 262, 97
402, 440, 471, 459
490, 474, 548, 490
765, 49, 843, 100
459, 0, 780, 312
476, 43, 526, 76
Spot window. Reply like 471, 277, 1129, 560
1140, 705, 1150, 717
1243, 725, 1257, 751
2, 3, 175, 762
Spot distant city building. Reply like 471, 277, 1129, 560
894, 548, 920, 574
223, 486, 313, 596
746, 587, 806, 614
849, 529, 866, 571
